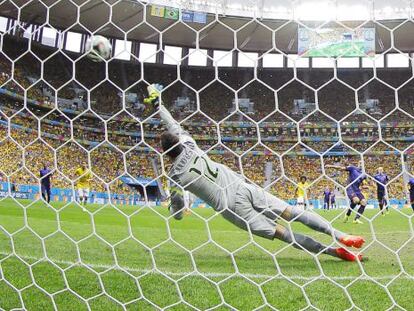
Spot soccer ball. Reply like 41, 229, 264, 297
85, 35, 112, 62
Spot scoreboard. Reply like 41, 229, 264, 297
298, 27, 375, 57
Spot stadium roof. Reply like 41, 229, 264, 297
1, 0, 414, 53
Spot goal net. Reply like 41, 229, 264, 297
0, 0, 413, 310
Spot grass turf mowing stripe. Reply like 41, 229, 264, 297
1, 251, 412, 281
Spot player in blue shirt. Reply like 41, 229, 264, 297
330, 190, 337, 209
39, 164, 52, 204
327, 161, 367, 224
408, 177, 414, 212
374, 167, 389, 216
322, 186, 331, 210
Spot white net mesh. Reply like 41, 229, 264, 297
0, 0, 414, 310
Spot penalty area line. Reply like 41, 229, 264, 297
0, 251, 411, 281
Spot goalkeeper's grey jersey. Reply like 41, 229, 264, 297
169, 136, 244, 212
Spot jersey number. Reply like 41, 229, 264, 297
189, 156, 218, 182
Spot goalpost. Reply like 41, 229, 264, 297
0, 0, 414, 310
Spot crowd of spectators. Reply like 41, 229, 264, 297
1, 35, 414, 202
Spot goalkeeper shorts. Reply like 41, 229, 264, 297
221, 183, 291, 240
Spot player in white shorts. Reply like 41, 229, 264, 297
75, 165, 92, 208
183, 191, 192, 208
295, 176, 309, 209
143, 84, 365, 262
78, 188, 90, 199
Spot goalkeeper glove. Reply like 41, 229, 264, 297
168, 188, 184, 220
143, 83, 163, 106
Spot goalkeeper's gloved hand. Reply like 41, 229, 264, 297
168, 187, 184, 220
143, 83, 163, 107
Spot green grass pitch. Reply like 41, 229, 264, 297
0, 198, 413, 311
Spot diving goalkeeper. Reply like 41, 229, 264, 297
145, 84, 365, 262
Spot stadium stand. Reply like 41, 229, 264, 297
0, 35, 412, 206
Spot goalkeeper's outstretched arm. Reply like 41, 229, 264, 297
145, 84, 186, 138
145, 84, 194, 220
159, 104, 184, 137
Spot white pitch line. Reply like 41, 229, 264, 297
1, 251, 412, 281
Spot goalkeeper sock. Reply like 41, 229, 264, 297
286, 206, 346, 241
275, 225, 336, 257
